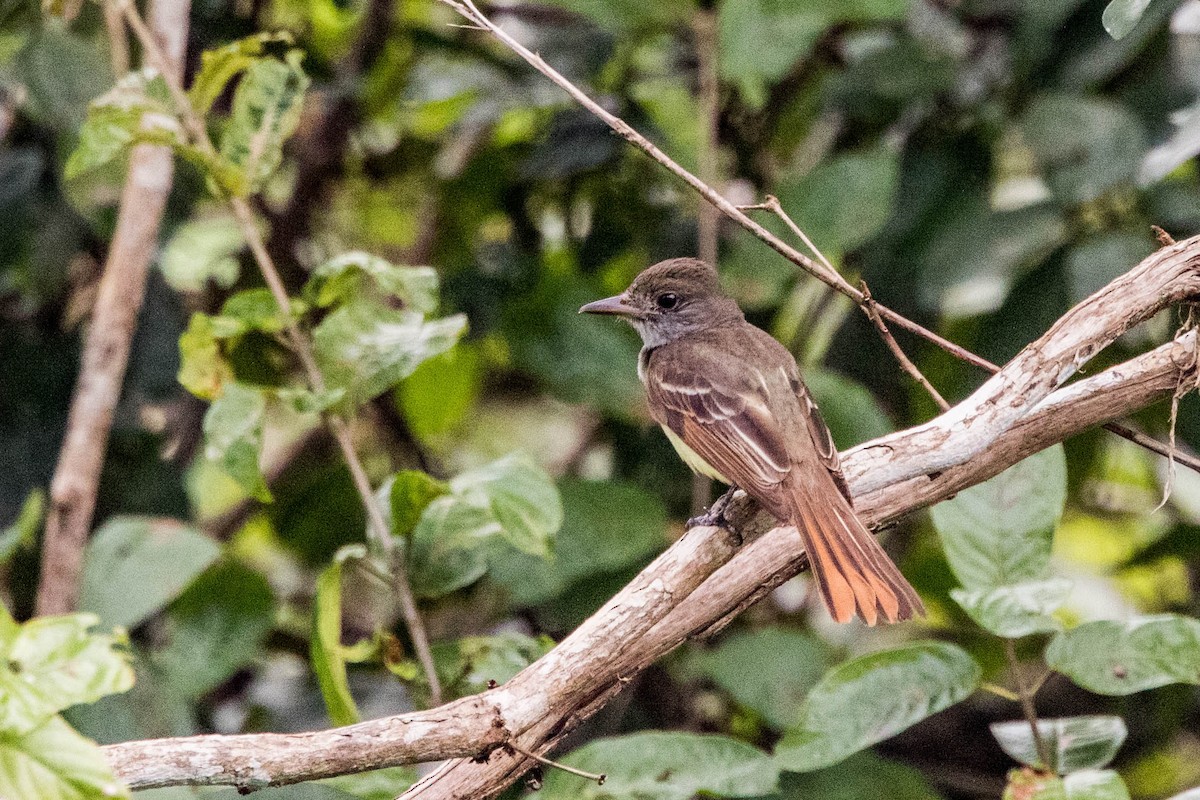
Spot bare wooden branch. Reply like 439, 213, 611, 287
103, 236, 1200, 794
34, 0, 190, 617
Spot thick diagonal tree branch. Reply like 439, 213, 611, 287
103, 235, 1200, 793
35, 0, 191, 616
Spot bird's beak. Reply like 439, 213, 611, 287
579, 293, 637, 317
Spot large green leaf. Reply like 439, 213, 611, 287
0, 716, 128, 800
775, 149, 900, 257
1102, 0, 1153, 39
189, 32, 294, 115
449, 452, 561, 558
991, 716, 1126, 773
399, 345, 483, 442
313, 300, 467, 407
308, 252, 439, 314
775, 642, 980, 771
539, 732, 779, 800
0, 609, 133, 735
684, 628, 832, 729
1021, 94, 1147, 204
762, 752, 943, 800
1045, 615, 1200, 695
153, 562, 275, 700
311, 558, 359, 726
434, 632, 553, 696
1064, 770, 1131, 800
160, 215, 244, 293
931, 446, 1067, 590
951, 578, 1072, 638
203, 382, 272, 502
80, 517, 220, 631
408, 498, 495, 598
217, 52, 310, 196
487, 479, 667, 606
389, 470, 449, 538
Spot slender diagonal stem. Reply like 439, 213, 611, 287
119, 0, 442, 704
1005, 639, 1052, 771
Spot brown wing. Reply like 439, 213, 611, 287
644, 338, 794, 517
787, 369, 853, 502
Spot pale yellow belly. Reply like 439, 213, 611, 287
663, 426, 730, 484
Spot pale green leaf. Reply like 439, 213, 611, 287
203, 382, 272, 502
399, 345, 483, 442
218, 52, 310, 196
1102, 0, 1152, 39
0, 490, 44, 566
931, 446, 1067, 590
0, 716, 128, 800
775, 642, 980, 771
408, 497, 495, 598
539, 732, 779, 800
1065, 770, 1131, 800
991, 716, 1126, 773
0, 609, 133, 735
313, 300, 467, 406
951, 578, 1072, 638
80, 517, 220, 631
160, 215, 244, 293
1045, 615, 1200, 695
450, 452, 562, 558
309, 252, 440, 313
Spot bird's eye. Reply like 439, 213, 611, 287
656, 293, 679, 310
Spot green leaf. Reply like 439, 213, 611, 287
309, 252, 440, 313
313, 299, 467, 407
450, 452, 562, 558
275, 386, 347, 415
320, 766, 417, 800
769, 752, 942, 800
1102, 0, 1152, 39
991, 716, 1127, 773
539, 732, 779, 800
399, 345, 483, 442
487, 479, 667, 606
203, 382, 272, 502
1065, 770, 1131, 800
0, 490, 44, 566
0, 716, 128, 800
951, 578, 1072, 638
684, 628, 832, 729
434, 632, 553, 696
389, 471, 449, 538
153, 562, 275, 700
775, 149, 900, 257
189, 32, 295, 115
80, 517, 220, 631
1021, 94, 1147, 204
408, 497, 495, 598
311, 560, 359, 726
0, 608, 133, 735
218, 51, 310, 196
1045, 615, 1200, 695
219, 288, 294, 335
931, 446, 1067, 590
159, 215, 244, 293
775, 642, 980, 771
177, 313, 234, 401
63, 72, 181, 180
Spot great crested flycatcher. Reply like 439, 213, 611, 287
580, 257, 923, 625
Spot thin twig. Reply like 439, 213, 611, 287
508, 744, 606, 785
1005, 639, 1052, 771
861, 282, 950, 411
103, 0, 131, 76
118, 0, 442, 704
441, 0, 1200, 476
980, 682, 1021, 702
34, 0, 190, 617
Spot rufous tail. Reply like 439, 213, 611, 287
790, 483, 924, 625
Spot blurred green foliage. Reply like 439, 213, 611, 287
4, 0, 1200, 797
